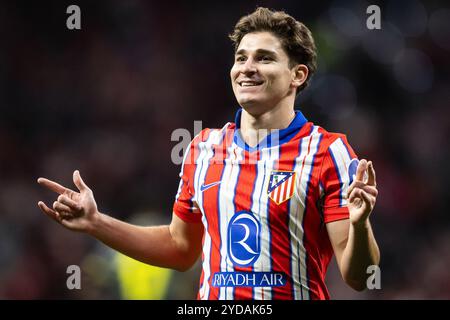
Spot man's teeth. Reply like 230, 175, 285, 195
241, 82, 261, 87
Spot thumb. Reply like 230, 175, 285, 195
73, 170, 90, 192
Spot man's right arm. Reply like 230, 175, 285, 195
37, 170, 203, 272
88, 213, 203, 272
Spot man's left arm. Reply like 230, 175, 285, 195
327, 159, 380, 291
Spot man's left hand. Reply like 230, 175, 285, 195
346, 159, 378, 227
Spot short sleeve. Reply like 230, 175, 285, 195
172, 132, 204, 223
319, 135, 358, 223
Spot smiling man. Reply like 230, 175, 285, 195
38, 7, 380, 300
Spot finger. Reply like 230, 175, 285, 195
38, 201, 61, 223
362, 185, 378, 198
346, 181, 366, 198
346, 183, 378, 199
37, 178, 75, 196
59, 211, 74, 219
348, 188, 370, 205
348, 188, 361, 203
60, 218, 78, 230
360, 189, 375, 211
53, 201, 72, 213
367, 161, 377, 187
73, 170, 90, 192
58, 195, 81, 210
355, 159, 368, 182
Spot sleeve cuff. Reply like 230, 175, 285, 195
173, 209, 202, 223
323, 206, 350, 224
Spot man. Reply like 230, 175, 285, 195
38, 7, 379, 300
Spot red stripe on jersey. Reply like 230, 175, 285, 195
173, 129, 211, 223
199, 127, 234, 300
321, 147, 347, 222
268, 128, 310, 299
232, 149, 259, 300
300, 127, 329, 299
321, 134, 357, 223
305, 133, 357, 299
176, 129, 212, 300
301, 128, 357, 299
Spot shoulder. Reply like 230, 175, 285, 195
299, 124, 357, 168
311, 125, 358, 170
190, 122, 235, 146
314, 125, 347, 147
311, 124, 355, 154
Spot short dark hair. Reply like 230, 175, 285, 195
229, 7, 317, 93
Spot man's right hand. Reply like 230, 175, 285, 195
37, 170, 99, 233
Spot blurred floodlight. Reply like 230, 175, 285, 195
387, 0, 428, 37
328, 6, 365, 38
312, 75, 357, 120
362, 23, 405, 65
428, 9, 450, 51
393, 49, 434, 93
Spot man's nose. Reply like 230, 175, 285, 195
241, 57, 257, 74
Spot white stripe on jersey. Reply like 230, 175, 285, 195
262, 143, 280, 299
252, 146, 276, 300
329, 138, 353, 207
196, 129, 223, 300
286, 176, 293, 200
273, 183, 280, 203
218, 144, 244, 300
278, 179, 286, 203
290, 126, 322, 300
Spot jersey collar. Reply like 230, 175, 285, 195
233, 108, 308, 152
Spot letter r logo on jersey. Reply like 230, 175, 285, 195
227, 211, 261, 267
348, 158, 359, 185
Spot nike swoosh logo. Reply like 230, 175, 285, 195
200, 181, 221, 192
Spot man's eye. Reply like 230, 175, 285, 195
260, 56, 273, 62
236, 56, 246, 62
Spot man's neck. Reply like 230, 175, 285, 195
239, 104, 296, 148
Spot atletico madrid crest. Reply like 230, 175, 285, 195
267, 170, 296, 205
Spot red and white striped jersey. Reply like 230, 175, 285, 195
173, 109, 358, 300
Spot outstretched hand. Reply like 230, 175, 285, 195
346, 159, 378, 227
37, 170, 98, 232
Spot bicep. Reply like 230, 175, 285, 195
326, 218, 350, 269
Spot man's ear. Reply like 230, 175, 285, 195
292, 64, 309, 89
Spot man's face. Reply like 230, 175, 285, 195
230, 32, 296, 114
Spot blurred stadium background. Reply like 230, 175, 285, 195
0, 0, 449, 299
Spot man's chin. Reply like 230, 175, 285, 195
237, 96, 262, 109
238, 100, 270, 117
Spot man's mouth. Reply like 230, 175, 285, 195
238, 80, 264, 87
